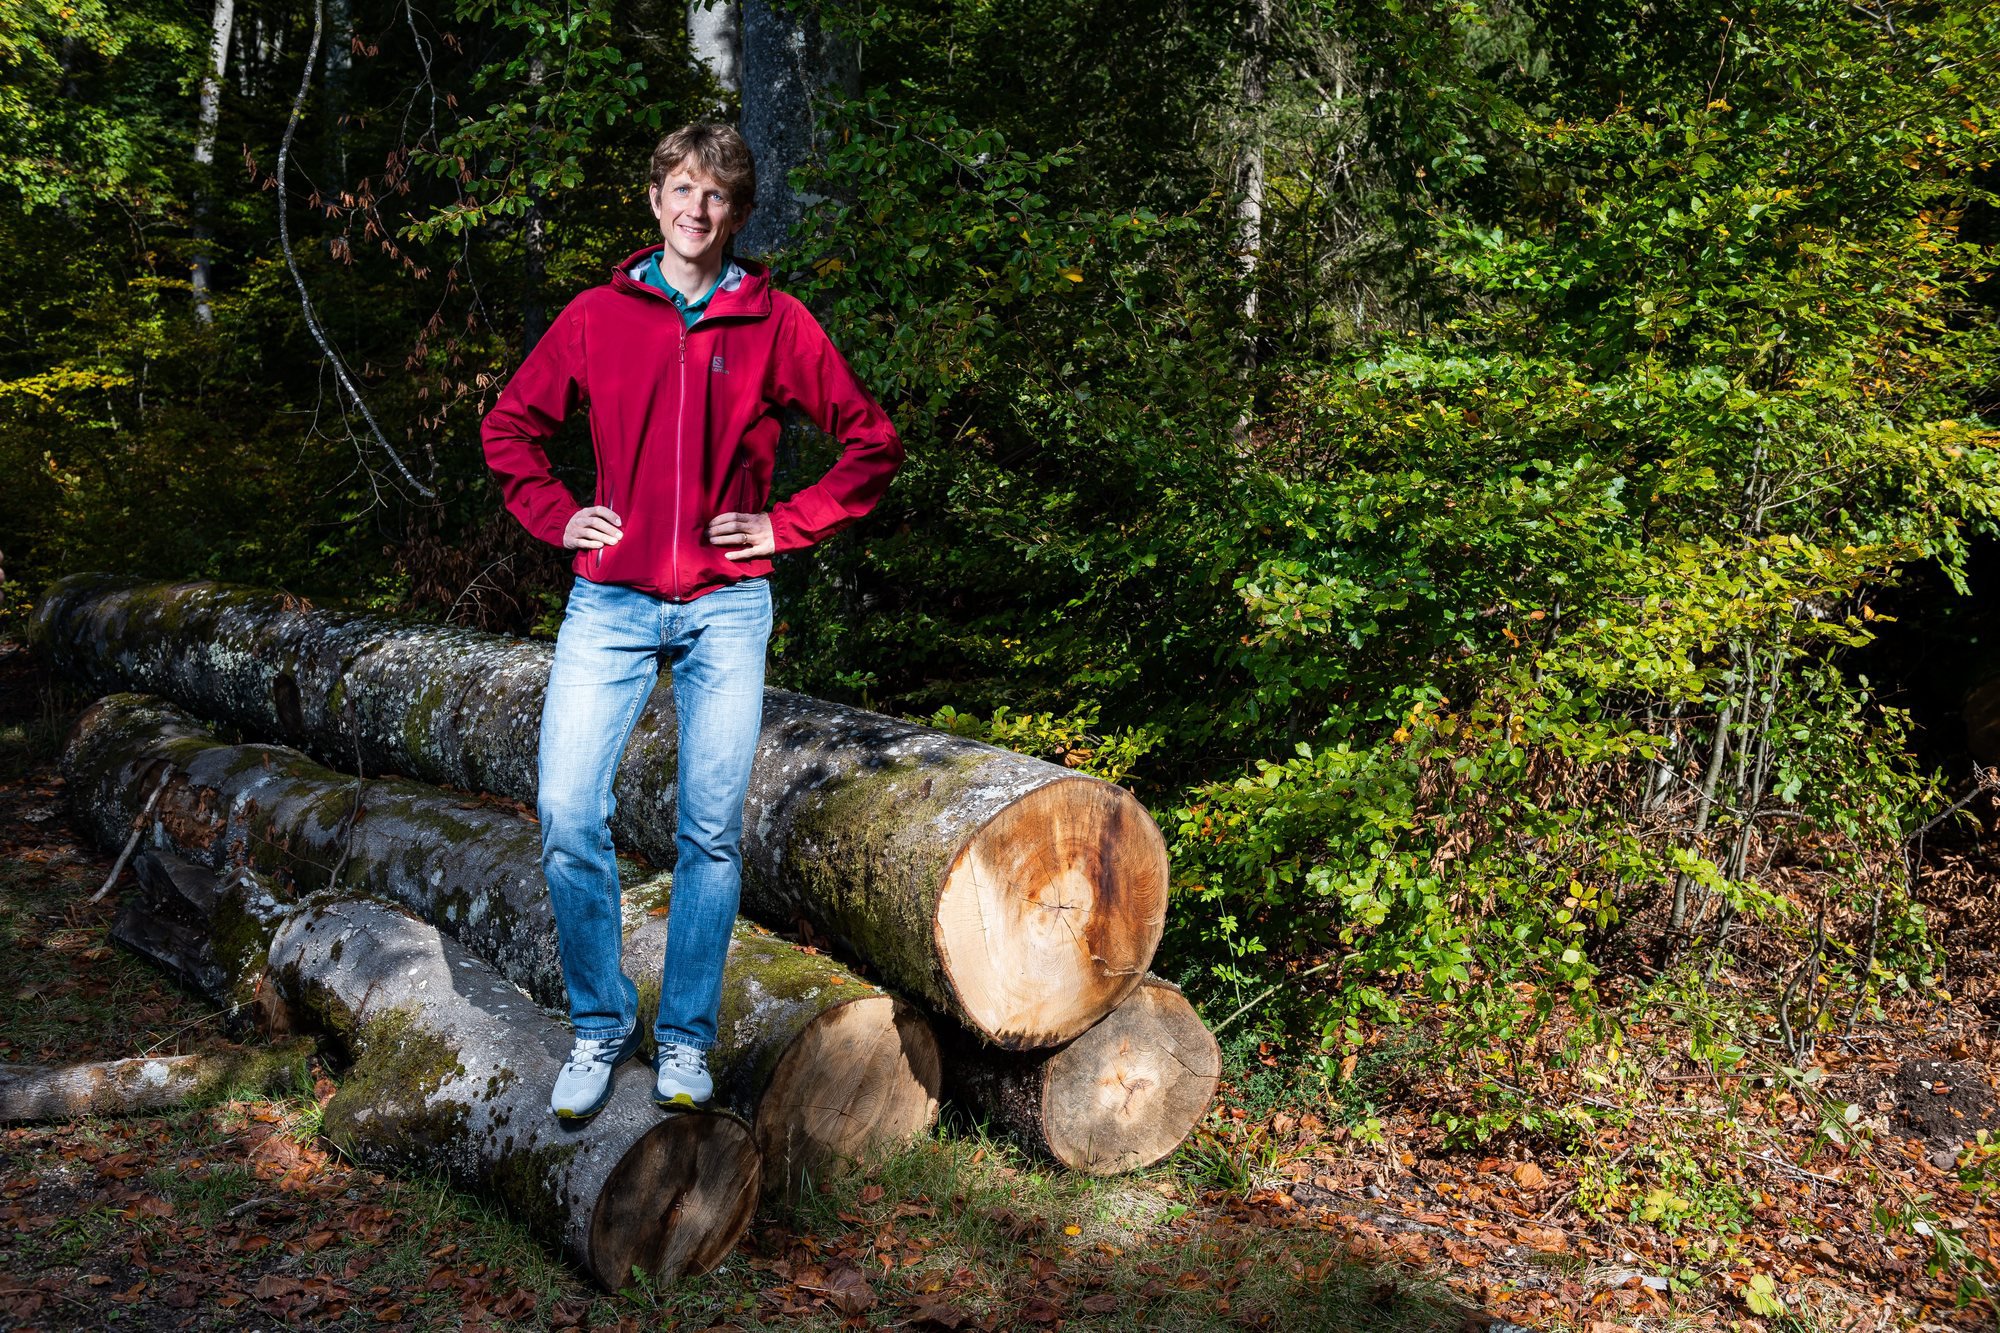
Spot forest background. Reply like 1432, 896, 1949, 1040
7, 0, 2000, 1318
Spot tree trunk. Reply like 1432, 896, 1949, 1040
191, 0, 236, 325
1232, 0, 1269, 329
737, 0, 852, 257
0, 1044, 309, 1125
688, 0, 742, 104
944, 977, 1219, 1174
66, 692, 941, 1194
36, 577, 1169, 1049
270, 898, 760, 1287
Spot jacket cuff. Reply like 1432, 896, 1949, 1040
533, 501, 582, 549
768, 487, 848, 553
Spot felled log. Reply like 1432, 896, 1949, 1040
35, 575, 1168, 1049
66, 693, 940, 1192
270, 899, 760, 1286
624, 918, 939, 1197
109, 850, 298, 1024
0, 1043, 311, 1124
945, 976, 1219, 1174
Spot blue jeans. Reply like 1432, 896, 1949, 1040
538, 575, 771, 1050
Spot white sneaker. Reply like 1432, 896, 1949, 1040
653, 1042, 713, 1108
549, 1030, 638, 1119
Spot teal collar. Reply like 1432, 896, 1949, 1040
642, 256, 740, 327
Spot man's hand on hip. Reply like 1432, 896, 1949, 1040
707, 512, 775, 561
563, 506, 624, 550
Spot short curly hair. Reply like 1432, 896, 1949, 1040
648, 123, 757, 223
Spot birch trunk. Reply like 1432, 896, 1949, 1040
36, 577, 1169, 1048
1232, 0, 1270, 329
688, 0, 742, 100
191, 0, 235, 325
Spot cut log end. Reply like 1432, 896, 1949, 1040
935, 778, 1168, 1048
586, 1110, 763, 1286
756, 995, 941, 1197
1039, 978, 1219, 1175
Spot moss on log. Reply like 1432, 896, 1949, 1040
945, 976, 1220, 1175
0, 1043, 311, 1124
269, 899, 759, 1287
66, 693, 940, 1194
35, 575, 1168, 1048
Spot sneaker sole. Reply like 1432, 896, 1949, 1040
651, 1089, 713, 1110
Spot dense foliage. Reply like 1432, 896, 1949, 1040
6, 0, 2000, 1067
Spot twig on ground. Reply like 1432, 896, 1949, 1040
1754, 1148, 1843, 1186
1212, 961, 1331, 1036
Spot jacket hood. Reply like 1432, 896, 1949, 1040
608, 243, 773, 321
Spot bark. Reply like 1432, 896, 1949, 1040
270, 899, 760, 1287
0, 1044, 310, 1125
1232, 0, 1270, 329
944, 977, 1219, 1175
36, 577, 1169, 1049
625, 917, 938, 1198
688, 0, 742, 99
191, 0, 236, 325
65, 693, 940, 1194
737, 0, 853, 256
110, 849, 297, 1025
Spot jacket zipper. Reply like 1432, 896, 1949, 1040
594, 476, 610, 576
673, 325, 687, 597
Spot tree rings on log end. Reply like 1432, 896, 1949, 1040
934, 778, 1168, 1048
757, 995, 941, 1199
1040, 978, 1219, 1175
585, 1111, 761, 1287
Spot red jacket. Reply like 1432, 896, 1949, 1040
481, 245, 903, 601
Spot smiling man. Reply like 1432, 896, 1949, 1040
481, 122, 903, 1119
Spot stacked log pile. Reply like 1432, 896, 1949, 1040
38, 575, 1222, 1286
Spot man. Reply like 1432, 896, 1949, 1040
481, 122, 902, 1118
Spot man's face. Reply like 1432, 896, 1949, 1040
648, 167, 740, 268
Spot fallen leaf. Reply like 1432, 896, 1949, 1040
254, 1275, 304, 1300
823, 1266, 875, 1316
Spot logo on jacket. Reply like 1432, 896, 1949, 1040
711, 355, 726, 374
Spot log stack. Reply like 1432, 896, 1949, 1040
64, 693, 943, 1201
35, 574, 1170, 1049
41, 574, 1222, 1285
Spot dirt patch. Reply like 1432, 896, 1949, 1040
1878, 1059, 2000, 1146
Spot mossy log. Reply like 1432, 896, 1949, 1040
66, 693, 940, 1193
269, 898, 760, 1287
35, 575, 1169, 1048
0, 1043, 311, 1124
944, 976, 1220, 1175
109, 849, 299, 1024
624, 917, 939, 1197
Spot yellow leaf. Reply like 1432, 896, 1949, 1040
1059, 267, 1084, 283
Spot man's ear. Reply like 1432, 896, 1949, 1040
646, 181, 663, 219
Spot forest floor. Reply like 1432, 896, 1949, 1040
0, 642, 1996, 1332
